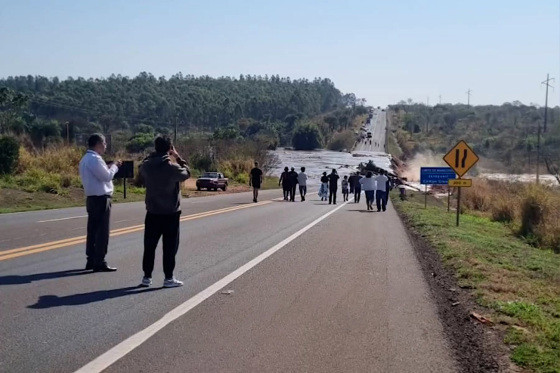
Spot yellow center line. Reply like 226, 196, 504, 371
0, 201, 271, 262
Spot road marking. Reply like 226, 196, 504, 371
0, 201, 272, 262
74, 199, 351, 373
37, 215, 88, 223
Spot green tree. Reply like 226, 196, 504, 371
292, 122, 322, 150
0, 136, 19, 174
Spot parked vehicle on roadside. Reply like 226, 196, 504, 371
196, 172, 228, 191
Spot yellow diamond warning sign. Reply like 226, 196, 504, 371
443, 140, 479, 177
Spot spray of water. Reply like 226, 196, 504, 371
401, 151, 447, 181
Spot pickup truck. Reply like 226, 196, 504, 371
196, 172, 228, 191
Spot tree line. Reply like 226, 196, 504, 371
0, 73, 365, 151
390, 101, 560, 176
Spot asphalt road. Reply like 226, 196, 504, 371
355, 109, 386, 153
0, 109, 457, 372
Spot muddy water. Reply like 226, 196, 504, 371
270, 148, 393, 187
479, 173, 558, 186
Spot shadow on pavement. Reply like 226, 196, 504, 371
0, 269, 91, 286
28, 286, 160, 309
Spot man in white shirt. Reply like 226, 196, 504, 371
375, 171, 389, 212
79, 134, 121, 272
297, 167, 308, 201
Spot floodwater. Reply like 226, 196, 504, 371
270, 148, 393, 187
269, 108, 393, 186
479, 173, 558, 186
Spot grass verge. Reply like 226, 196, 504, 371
392, 192, 560, 373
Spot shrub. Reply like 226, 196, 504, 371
519, 185, 548, 237
462, 179, 492, 212
327, 130, 355, 151
0, 136, 19, 175
491, 197, 517, 223
292, 122, 322, 150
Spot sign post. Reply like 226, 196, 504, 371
443, 140, 479, 226
420, 167, 456, 209
114, 161, 135, 200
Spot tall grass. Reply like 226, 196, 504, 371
0, 146, 84, 194
462, 180, 560, 253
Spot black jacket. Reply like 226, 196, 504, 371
140, 153, 190, 214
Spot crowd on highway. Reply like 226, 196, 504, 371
248, 163, 393, 211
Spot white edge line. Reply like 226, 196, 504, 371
38, 215, 88, 223
74, 199, 351, 373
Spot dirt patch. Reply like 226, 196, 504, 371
395, 210, 521, 373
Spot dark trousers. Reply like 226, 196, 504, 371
365, 190, 375, 206
290, 185, 297, 201
376, 190, 387, 211
283, 186, 290, 200
86, 196, 111, 266
354, 188, 361, 202
143, 212, 181, 279
299, 185, 307, 199
329, 187, 337, 204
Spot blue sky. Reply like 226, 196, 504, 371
1, 0, 558, 106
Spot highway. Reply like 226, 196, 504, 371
355, 109, 386, 153
0, 109, 458, 372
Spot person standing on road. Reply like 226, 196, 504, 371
297, 167, 308, 201
375, 171, 389, 212
348, 172, 356, 198
79, 133, 121, 272
279, 167, 290, 201
139, 136, 190, 288
359, 171, 376, 211
341, 175, 349, 202
352, 171, 362, 203
328, 169, 340, 204
249, 161, 263, 203
288, 167, 299, 202
319, 172, 329, 201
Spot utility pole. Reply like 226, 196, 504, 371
439, 95, 442, 105
466, 89, 472, 107
537, 120, 541, 184
542, 74, 554, 133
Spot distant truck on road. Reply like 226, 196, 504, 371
196, 172, 228, 191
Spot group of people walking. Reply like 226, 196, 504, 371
278, 166, 308, 202
79, 133, 189, 288
277, 166, 392, 210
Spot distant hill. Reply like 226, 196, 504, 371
388, 102, 560, 175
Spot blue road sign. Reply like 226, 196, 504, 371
420, 167, 456, 185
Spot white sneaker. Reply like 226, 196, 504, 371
163, 278, 183, 288
140, 276, 152, 287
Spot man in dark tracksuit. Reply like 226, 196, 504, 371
328, 169, 340, 204
279, 167, 291, 200
288, 167, 299, 202
139, 136, 190, 288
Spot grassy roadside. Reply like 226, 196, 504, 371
392, 192, 560, 372
0, 176, 280, 213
